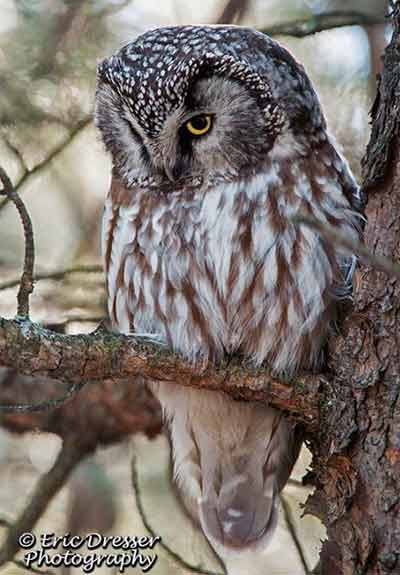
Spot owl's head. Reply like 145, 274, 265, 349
95, 25, 325, 188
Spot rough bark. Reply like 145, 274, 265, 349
0, 317, 319, 427
306, 6, 400, 574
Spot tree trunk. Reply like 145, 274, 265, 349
307, 6, 400, 574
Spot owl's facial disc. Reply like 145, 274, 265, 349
147, 75, 273, 184
96, 25, 328, 188
95, 72, 275, 187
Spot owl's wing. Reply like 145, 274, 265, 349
325, 141, 366, 302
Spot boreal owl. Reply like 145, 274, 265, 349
95, 25, 362, 556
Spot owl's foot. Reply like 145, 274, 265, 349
131, 332, 168, 347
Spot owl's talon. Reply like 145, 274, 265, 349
131, 332, 167, 347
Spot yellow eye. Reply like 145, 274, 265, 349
185, 114, 213, 137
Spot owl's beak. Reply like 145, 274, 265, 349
158, 137, 180, 183
164, 163, 176, 183
164, 157, 188, 183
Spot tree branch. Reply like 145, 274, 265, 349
0, 264, 103, 292
1, 133, 29, 174
0, 117, 91, 214
216, 0, 250, 24
0, 316, 320, 427
0, 439, 84, 567
261, 11, 386, 39
0, 379, 86, 414
0, 167, 35, 317
0, 362, 163, 567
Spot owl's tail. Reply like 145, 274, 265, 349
151, 383, 302, 551
198, 466, 279, 549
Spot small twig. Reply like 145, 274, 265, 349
0, 380, 86, 413
1, 133, 29, 174
0, 166, 35, 317
45, 314, 106, 329
0, 439, 85, 567
99, 0, 132, 17
216, 0, 250, 24
0, 117, 91, 213
0, 516, 12, 528
131, 456, 224, 575
261, 11, 386, 39
12, 558, 56, 575
281, 496, 311, 575
292, 214, 400, 281
0, 264, 103, 292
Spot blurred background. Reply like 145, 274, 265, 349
0, 1, 389, 574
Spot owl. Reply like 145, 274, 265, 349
95, 25, 362, 556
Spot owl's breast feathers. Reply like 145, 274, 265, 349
103, 143, 361, 374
